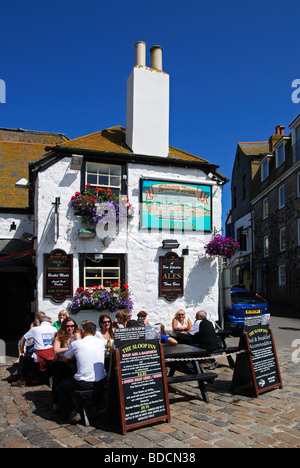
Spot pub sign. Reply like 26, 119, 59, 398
159, 252, 184, 301
44, 249, 73, 303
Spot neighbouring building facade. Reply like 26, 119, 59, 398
226, 140, 269, 290
251, 117, 300, 307
1, 43, 227, 337
227, 117, 300, 310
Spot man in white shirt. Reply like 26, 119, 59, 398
12, 315, 57, 386
57, 321, 106, 424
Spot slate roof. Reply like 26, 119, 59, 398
0, 129, 69, 209
59, 126, 209, 163
238, 141, 269, 156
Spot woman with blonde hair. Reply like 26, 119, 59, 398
53, 310, 69, 331
172, 309, 192, 332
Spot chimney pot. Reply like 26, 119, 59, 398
280, 125, 285, 135
275, 125, 281, 135
150, 45, 163, 71
135, 41, 146, 67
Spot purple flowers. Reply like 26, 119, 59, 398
69, 283, 134, 314
70, 185, 134, 227
204, 234, 240, 259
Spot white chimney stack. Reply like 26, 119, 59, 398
126, 42, 169, 157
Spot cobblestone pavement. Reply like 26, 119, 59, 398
0, 345, 299, 449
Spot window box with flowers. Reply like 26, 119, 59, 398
68, 281, 133, 317
204, 235, 240, 259
70, 184, 134, 234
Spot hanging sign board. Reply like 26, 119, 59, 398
44, 249, 73, 303
159, 251, 184, 301
105, 327, 170, 434
231, 317, 283, 397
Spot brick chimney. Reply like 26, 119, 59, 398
126, 42, 170, 157
269, 125, 285, 151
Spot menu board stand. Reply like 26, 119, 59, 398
231, 324, 283, 397
105, 329, 171, 435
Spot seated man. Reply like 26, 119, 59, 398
56, 321, 106, 424
176, 310, 220, 368
12, 315, 57, 387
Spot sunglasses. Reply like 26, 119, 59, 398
102, 320, 111, 324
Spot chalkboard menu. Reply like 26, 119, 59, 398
44, 249, 73, 302
106, 328, 170, 434
231, 319, 283, 397
159, 251, 184, 301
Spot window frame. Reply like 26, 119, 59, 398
79, 254, 125, 290
263, 197, 269, 219
263, 235, 269, 258
261, 159, 269, 182
85, 162, 122, 196
278, 185, 285, 209
278, 264, 286, 286
279, 226, 286, 252
276, 142, 285, 168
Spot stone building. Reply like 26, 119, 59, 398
251, 118, 300, 307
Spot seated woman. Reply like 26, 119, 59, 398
113, 310, 131, 328
172, 309, 192, 332
97, 314, 114, 350
155, 323, 177, 346
53, 310, 69, 331
137, 310, 151, 326
52, 317, 81, 412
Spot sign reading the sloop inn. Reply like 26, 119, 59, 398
141, 179, 212, 231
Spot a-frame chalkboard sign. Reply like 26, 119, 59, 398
231, 320, 283, 397
105, 327, 171, 435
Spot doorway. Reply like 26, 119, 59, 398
0, 272, 34, 339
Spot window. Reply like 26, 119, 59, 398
84, 257, 121, 288
85, 163, 122, 196
237, 226, 247, 251
276, 143, 285, 168
278, 265, 286, 286
295, 125, 300, 162
263, 197, 269, 219
261, 159, 269, 181
279, 226, 286, 252
279, 185, 285, 209
263, 235, 269, 257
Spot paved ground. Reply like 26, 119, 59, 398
0, 315, 299, 449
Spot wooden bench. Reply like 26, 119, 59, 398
163, 345, 219, 403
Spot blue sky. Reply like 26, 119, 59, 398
1, 0, 300, 228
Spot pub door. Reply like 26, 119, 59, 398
0, 272, 34, 339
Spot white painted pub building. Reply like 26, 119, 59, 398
1, 43, 227, 333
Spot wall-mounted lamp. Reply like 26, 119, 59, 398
162, 239, 180, 250
94, 253, 103, 261
69, 154, 83, 171
20, 232, 36, 243
10, 222, 17, 231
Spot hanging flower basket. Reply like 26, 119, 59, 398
68, 281, 134, 315
70, 184, 134, 227
204, 234, 240, 259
